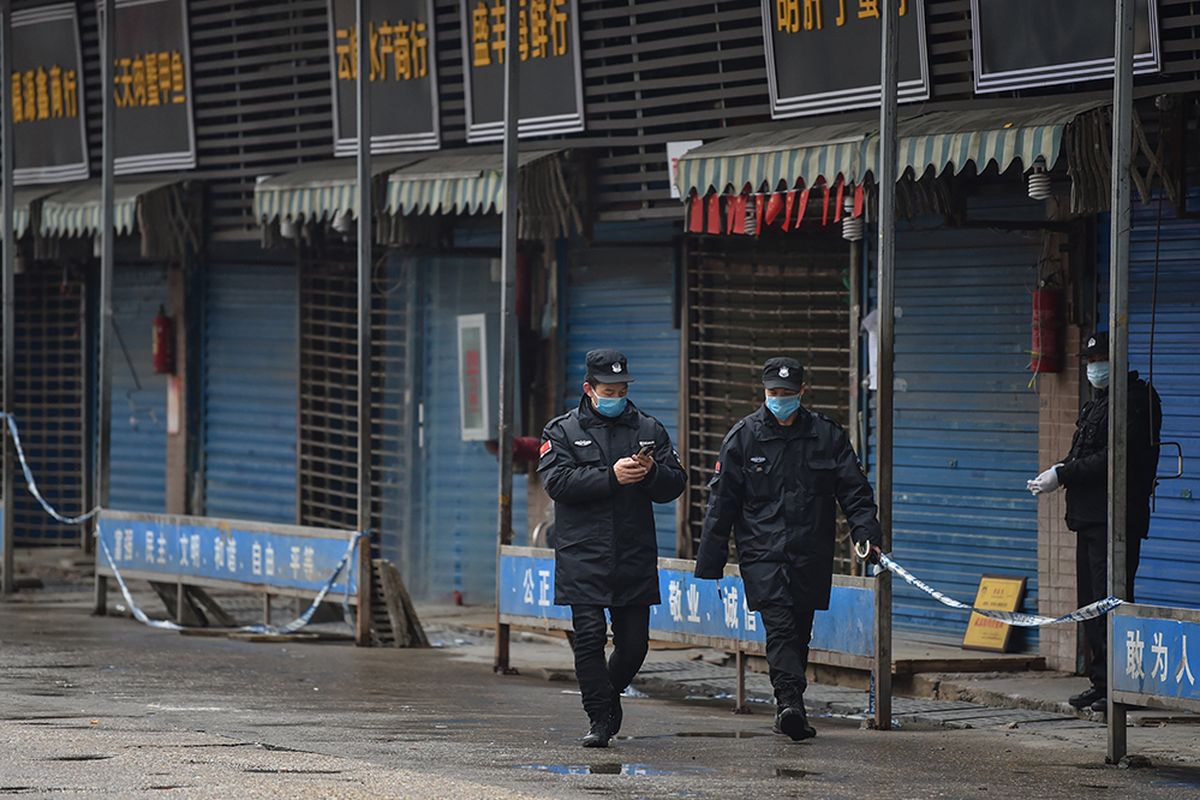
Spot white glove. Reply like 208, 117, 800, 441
1027, 465, 1062, 495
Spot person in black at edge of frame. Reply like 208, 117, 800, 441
537, 349, 687, 748
694, 356, 883, 741
1028, 331, 1162, 712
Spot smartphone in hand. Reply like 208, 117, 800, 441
636, 443, 654, 458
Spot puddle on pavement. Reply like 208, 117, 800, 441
43, 754, 113, 762
516, 763, 714, 777
776, 767, 819, 779
1153, 767, 1200, 789
243, 768, 344, 775
0, 789, 35, 795
621, 731, 770, 741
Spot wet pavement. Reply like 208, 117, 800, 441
2, 601, 1199, 798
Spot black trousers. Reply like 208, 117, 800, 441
1075, 524, 1143, 690
757, 602, 816, 709
570, 605, 650, 724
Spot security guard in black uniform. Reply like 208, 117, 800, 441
695, 357, 882, 741
538, 349, 687, 748
1028, 331, 1162, 712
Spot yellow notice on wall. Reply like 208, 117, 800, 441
962, 575, 1028, 653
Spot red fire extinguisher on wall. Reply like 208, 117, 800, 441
1029, 285, 1063, 374
152, 305, 176, 375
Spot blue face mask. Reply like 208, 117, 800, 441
592, 394, 628, 418
1086, 362, 1110, 389
765, 394, 801, 421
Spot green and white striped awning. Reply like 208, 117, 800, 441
253, 156, 420, 224
0, 188, 56, 240
386, 149, 564, 216
676, 101, 1108, 196
39, 179, 180, 237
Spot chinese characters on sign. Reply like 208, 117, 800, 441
1113, 614, 1200, 704
10, 3, 88, 185
99, 516, 358, 596
760, 0, 929, 119
104, 0, 197, 174
328, 0, 440, 155
460, 0, 584, 142
971, 0, 1160, 94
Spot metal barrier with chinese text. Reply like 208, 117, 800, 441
498, 545, 879, 709
1111, 604, 1200, 714
94, 510, 364, 624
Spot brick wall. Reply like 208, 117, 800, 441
1037, 322, 1083, 673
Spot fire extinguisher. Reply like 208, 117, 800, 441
152, 305, 175, 375
1029, 285, 1063, 374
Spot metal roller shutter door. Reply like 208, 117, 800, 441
1101, 192, 1200, 609
888, 200, 1041, 642
419, 257, 527, 603
565, 245, 680, 557
11, 267, 87, 542
203, 261, 299, 524
107, 264, 168, 513
684, 239, 852, 562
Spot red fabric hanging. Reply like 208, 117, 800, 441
795, 185, 811, 228
688, 193, 705, 233
782, 191, 797, 232
833, 178, 845, 223
707, 193, 722, 234
854, 184, 865, 218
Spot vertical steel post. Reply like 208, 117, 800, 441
873, 0, 899, 732
93, 0, 116, 614
0, 0, 14, 598
354, 0, 374, 647
493, 0, 520, 674
1106, 0, 1135, 763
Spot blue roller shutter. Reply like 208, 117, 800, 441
108, 263, 168, 512
564, 245, 680, 556
886, 197, 1041, 643
417, 256, 528, 603
203, 261, 298, 524
1100, 192, 1200, 609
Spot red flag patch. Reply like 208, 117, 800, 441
714, 460, 721, 474
539, 440, 552, 458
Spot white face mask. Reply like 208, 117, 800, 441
1087, 362, 1111, 389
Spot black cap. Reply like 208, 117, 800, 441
1080, 331, 1108, 358
762, 357, 804, 391
585, 349, 635, 384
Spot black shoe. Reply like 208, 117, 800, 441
1069, 685, 1105, 710
1090, 695, 1109, 713
581, 720, 611, 748
776, 706, 816, 742
608, 692, 623, 738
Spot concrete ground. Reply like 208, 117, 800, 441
2, 593, 1199, 799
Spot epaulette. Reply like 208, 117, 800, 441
814, 411, 848, 432
721, 418, 747, 446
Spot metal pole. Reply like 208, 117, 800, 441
493, 0, 519, 674
0, 0, 14, 598
1106, 0, 1135, 763
93, 0, 116, 614
873, 0, 899, 732
354, 0, 374, 647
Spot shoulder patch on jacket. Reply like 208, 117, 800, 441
539, 440, 552, 458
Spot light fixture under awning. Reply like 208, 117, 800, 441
675, 101, 1109, 197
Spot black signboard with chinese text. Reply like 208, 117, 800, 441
971, 0, 1160, 93
761, 0, 929, 119
459, 0, 584, 142
328, 0, 440, 155
106, 0, 196, 174
10, 3, 88, 185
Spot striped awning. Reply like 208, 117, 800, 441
676, 101, 1108, 197
0, 188, 56, 240
254, 156, 419, 224
39, 179, 181, 237
386, 149, 565, 216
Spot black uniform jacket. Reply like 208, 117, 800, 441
538, 396, 686, 607
694, 405, 881, 611
1057, 370, 1162, 535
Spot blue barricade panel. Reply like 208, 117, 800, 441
1112, 608, 1200, 707
499, 547, 875, 660
97, 511, 358, 597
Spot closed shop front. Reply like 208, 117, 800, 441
202, 256, 299, 525
564, 243, 680, 556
